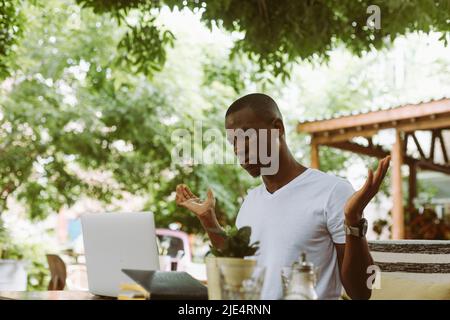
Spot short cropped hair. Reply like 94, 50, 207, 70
226, 93, 283, 123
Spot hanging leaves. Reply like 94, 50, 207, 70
0, 0, 24, 78
76, 0, 450, 77
116, 16, 175, 77
3, 0, 449, 80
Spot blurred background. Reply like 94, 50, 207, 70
0, 0, 449, 291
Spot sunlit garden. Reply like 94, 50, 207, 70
0, 0, 449, 301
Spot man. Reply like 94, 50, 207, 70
175, 93, 390, 300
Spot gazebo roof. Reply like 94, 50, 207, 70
298, 95, 450, 122
297, 96, 450, 140
297, 96, 450, 174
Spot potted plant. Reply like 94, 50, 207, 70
205, 225, 259, 300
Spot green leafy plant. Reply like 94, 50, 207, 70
0, 0, 24, 79
3, 1, 450, 80
209, 226, 259, 258
75, 0, 450, 78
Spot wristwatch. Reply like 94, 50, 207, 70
344, 218, 368, 238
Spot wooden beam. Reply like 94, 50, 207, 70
437, 130, 449, 164
297, 99, 450, 133
408, 163, 417, 209
411, 133, 426, 159
311, 140, 320, 169
429, 130, 437, 161
324, 141, 450, 175
327, 141, 388, 159
403, 133, 409, 156
312, 129, 378, 144
391, 130, 405, 240
415, 159, 450, 175
302, 114, 450, 144
400, 116, 450, 132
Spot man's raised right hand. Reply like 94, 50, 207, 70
175, 184, 215, 218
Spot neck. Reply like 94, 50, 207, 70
262, 143, 307, 193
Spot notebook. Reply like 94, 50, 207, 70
122, 269, 208, 300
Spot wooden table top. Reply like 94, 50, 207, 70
0, 291, 114, 300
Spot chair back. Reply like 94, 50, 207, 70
46, 254, 67, 290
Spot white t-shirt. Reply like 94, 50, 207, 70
236, 168, 355, 300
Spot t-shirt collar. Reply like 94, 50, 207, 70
261, 168, 313, 198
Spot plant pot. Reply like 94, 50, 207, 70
205, 256, 221, 300
217, 257, 256, 289
0, 259, 28, 291
205, 256, 256, 300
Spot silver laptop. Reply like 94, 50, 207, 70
81, 212, 160, 297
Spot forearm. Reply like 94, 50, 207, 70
341, 236, 374, 300
338, 155, 390, 299
199, 209, 226, 250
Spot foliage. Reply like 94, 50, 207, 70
0, 0, 24, 78
209, 225, 260, 258
373, 206, 450, 240
116, 15, 175, 76
372, 218, 389, 237
76, 0, 450, 78
0, 0, 259, 233
406, 207, 450, 240
2, 1, 449, 80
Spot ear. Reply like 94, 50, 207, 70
272, 118, 285, 138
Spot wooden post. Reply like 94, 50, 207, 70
391, 130, 405, 239
408, 163, 417, 209
311, 138, 320, 169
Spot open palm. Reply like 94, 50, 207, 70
344, 156, 391, 224
175, 184, 215, 217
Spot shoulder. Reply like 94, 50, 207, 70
240, 184, 264, 204
306, 170, 355, 209
306, 169, 354, 192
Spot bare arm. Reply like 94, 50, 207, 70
175, 184, 225, 249
198, 208, 226, 250
335, 240, 373, 300
337, 156, 390, 300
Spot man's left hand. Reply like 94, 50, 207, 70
344, 156, 391, 226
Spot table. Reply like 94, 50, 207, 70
0, 291, 113, 300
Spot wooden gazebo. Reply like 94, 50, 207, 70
297, 98, 450, 239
